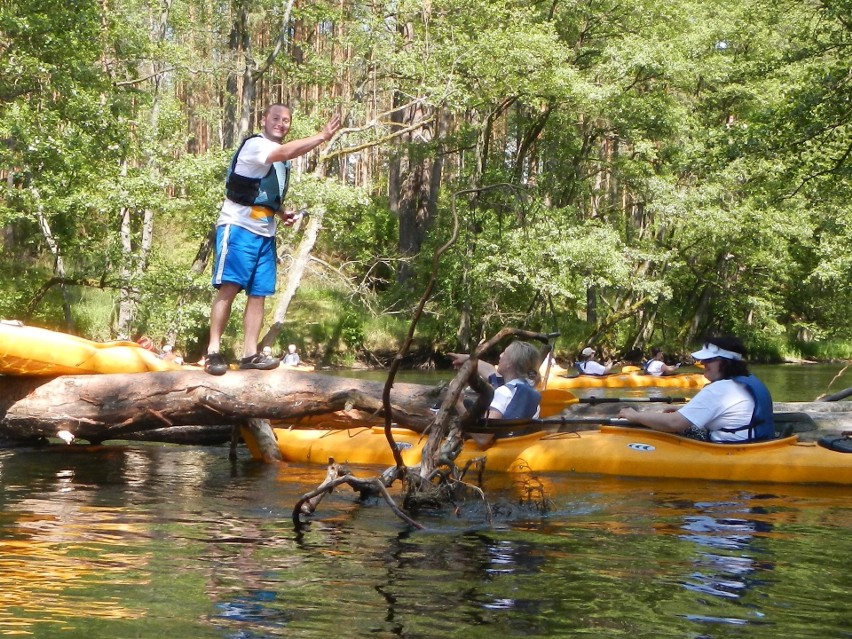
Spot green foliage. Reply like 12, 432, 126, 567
315, 190, 397, 286
790, 339, 852, 362
0, 0, 849, 364
339, 311, 365, 350
170, 150, 233, 241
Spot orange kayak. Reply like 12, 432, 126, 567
0, 321, 184, 376
244, 423, 852, 485
542, 371, 708, 390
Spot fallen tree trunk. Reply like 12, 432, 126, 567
0, 369, 443, 444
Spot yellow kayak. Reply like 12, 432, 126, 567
0, 321, 184, 376
542, 370, 708, 390
246, 424, 852, 485
280, 363, 316, 373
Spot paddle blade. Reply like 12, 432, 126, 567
539, 388, 578, 418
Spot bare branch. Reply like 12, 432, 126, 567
255, 0, 296, 77
321, 114, 437, 161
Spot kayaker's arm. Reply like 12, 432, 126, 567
448, 353, 498, 378
618, 407, 691, 434
265, 113, 340, 163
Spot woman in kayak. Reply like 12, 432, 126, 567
576, 346, 613, 375
619, 336, 774, 442
449, 341, 542, 420
643, 348, 680, 376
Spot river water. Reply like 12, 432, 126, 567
1, 364, 851, 638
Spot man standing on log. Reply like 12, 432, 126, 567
204, 104, 341, 375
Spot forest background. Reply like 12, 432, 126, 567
1, 0, 849, 367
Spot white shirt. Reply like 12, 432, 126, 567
490, 380, 541, 419
218, 136, 283, 237
579, 360, 607, 376
678, 379, 755, 442
645, 360, 664, 376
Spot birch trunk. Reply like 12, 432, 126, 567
32, 188, 73, 332
261, 208, 324, 348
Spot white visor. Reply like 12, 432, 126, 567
690, 343, 743, 361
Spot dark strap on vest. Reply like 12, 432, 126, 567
224, 135, 290, 210
718, 375, 775, 441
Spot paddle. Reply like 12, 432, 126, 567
538, 331, 562, 391
471, 411, 819, 436
540, 388, 687, 405
538, 388, 687, 418
472, 415, 639, 433
581, 395, 689, 404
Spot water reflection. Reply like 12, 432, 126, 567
0, 448, 152, 634
678, 501, 775, 620
1, 446, 851, 638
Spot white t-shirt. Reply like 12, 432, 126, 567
678, 379, 755, 442
645, 360, 664, 376
490, 380, 541, 419
579, 360, 607, 376
218, 136, 283, 237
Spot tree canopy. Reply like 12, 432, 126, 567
1, 0, 849, 362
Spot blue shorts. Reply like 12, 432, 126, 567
212, 224, 276, 297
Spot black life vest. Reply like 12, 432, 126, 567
224, 135, 291, 211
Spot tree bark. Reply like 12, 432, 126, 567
262, 210, 324, 348
116, 0, 170, 340
0, 370, 442, 444
396, 103, 441, 284
224, 0, 251, 149
32, 189, 74, 332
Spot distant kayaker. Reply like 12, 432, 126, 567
282, 344, 301, 366
449, 341, 542, 420
576, 346, 613, 376
619, 336, 774, 442
643, 348, 680, 376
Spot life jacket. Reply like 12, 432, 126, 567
224, 135, 291, 211
486, 375, 541, 419
575, 362, 586, 375
642, 359, 653, 373
718, 375, 775, 441
501, 379, 541, 420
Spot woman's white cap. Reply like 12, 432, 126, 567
690, 343, 743, 361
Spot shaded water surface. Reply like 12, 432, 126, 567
1, 440, 851, 638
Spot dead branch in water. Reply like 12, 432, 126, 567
294, 185, 558, 529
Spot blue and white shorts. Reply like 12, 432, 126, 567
212, 224, 276, 297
